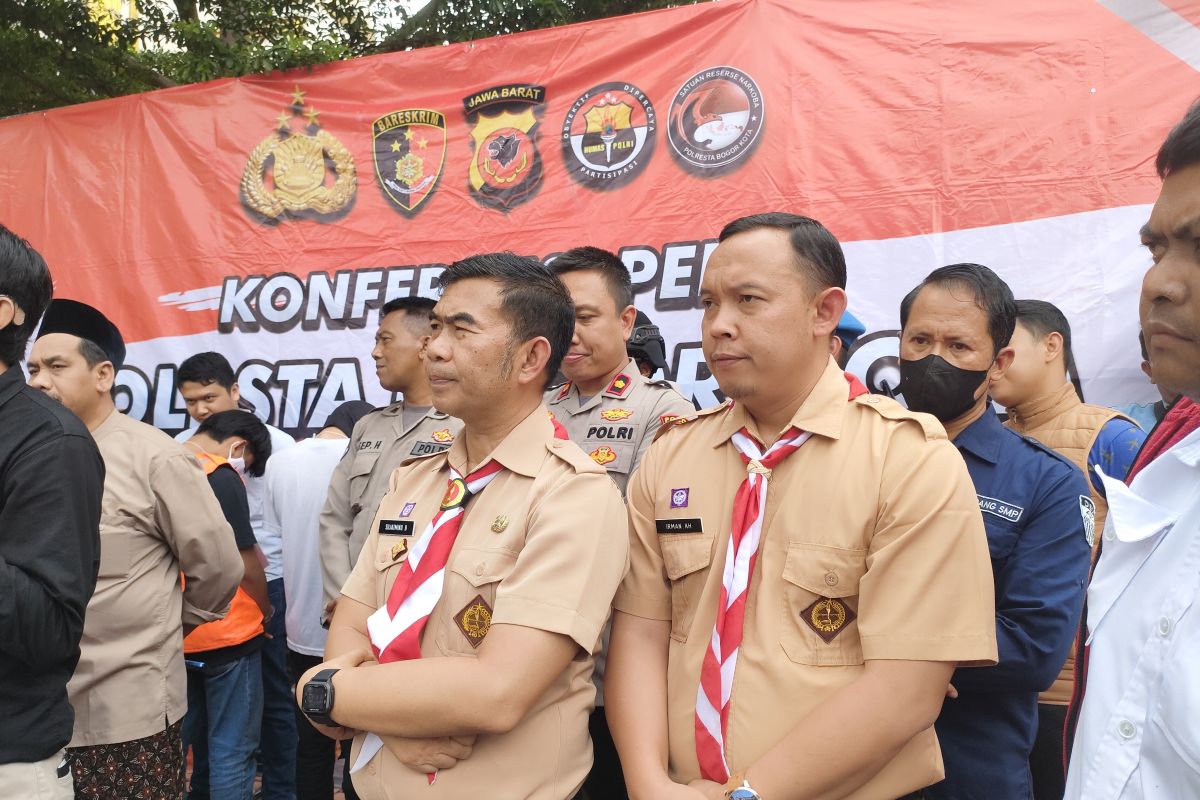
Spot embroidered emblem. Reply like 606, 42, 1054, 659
400, 502, 416, 517
431, 428, 454, 443
390, 540, 408, 561
660, 414, 683, 426
600, 408, 634, 421
977, 494, 1025, 523
670, 488, 690, 509
491, 515, 509, 533
555, 383, 571, 401
1080, 495, 1097, 547
801, 597, 856, 643
590, 445, 617, 466
606, 373, 632, 396
441, 478, 468, 509
454, 594, 493, 647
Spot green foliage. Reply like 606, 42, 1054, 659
0, 0, 694, 118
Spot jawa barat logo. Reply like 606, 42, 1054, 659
241, 86, 357, 220
463, 83, 546, 211
561, 82, 656, 189
372, 109, 447, 214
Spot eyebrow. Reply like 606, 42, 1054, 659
731, 282, 771, 293
1141, 214, 1200, 241
437, 312, 479, 328
574, 303, 603, 314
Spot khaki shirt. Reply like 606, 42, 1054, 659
546, 358, 695, 495
614, 359, 998, 798
340, 406, 629, 800
319, 403, 462, 612
68, 410, 243, 746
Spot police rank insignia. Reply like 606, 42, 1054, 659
801, 597, 856, 643
240, 86, 357, 221
600, 408, 634, 421
606, 373, 632, 396
454, 594, 493, 647
561, 81, 656, 189
463, 83, 546, 211
372, 109, 447, 214
590, 445, 617, 466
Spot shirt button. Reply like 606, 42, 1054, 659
1158, 617, 1172, 637
367, 763, 377, 775
824, 572, 838, 587
475, 563, 485, 577
1103, 526, 1115, 542
1117, 720, 1136, 739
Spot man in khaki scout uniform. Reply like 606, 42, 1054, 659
28, 299, 243, 799
545, 246, 695, 799
607, 214, 998, 800
319, 295, 463, 620
546, 247, 695, 495
296, 253, 628, 800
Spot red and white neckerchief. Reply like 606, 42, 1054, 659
694, 426, 812, 782
353, 459, 505, 777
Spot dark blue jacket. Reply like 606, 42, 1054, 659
928, 410, 1090, 800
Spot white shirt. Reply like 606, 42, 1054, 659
264, 436, 348, 655
1065, 427, 1200, 799
177, 422, 296, 580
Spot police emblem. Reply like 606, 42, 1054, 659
453, 594, 493, 648
463, 84, 546, 211
240, 86, 357, 220
667, 66, 764, 173
801, 597, 856, 643
561, 82, 656, 189
1080, 495, 1097, 547
431, 428, 454, 443
590, 446, 617, 466
372, 109, 446, 214
600, 408, 634, 421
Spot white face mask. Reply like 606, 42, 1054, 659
226, 442, 247, 476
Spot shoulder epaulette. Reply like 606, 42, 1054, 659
545, 437, 606, 474
851, 393, 946, 441
652, 400, 730, 442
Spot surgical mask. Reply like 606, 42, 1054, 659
227, 443, 247, 477
898, 354, 989, 422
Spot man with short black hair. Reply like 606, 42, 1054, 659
29, 300, 242, 799
319, 296, 462, 623
1065, 99, 1200, 799
898, 264, 1092, 800
0, 228, 104, 800
298, 253, 629, 800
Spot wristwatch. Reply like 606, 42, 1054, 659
300, 668, 340, 726
727, 779, 762, 800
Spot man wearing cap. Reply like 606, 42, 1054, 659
607, 213, 997, 800
0, 228, 104, 800
269, 400, 372, 800
832, 309, 867, 369
296, 253, 629, 800
28, 299, 243, 799
319, 296, 462, 626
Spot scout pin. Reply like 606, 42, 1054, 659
491, 515, 509, 533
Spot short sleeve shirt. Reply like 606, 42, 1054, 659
614, 359, 998, 798
340, 406, 629, 800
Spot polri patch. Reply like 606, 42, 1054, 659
978, 494, 1024, 523
656, 518, 702, 535
453, 594, 493, 648
411, 440, 451, 456
378, 519, 415, 536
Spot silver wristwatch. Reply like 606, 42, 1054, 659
727, 779, 762, 800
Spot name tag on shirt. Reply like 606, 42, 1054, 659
656, 518, 703, 535
378, 519, 415, 536
978, 495, 1024, 523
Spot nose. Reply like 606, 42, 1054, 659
703, 304, 736, 340
27, 369, 51, 391
370, 341, 384, 361
1141, 255, 1186, 310
425, 328, 450, 362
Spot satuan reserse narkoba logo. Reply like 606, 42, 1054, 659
463, 83, 546, 211
561, 81, 656, 189
372, 109, 447, 215
667, 66, 764, 173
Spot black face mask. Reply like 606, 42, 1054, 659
898, 354, 989, 422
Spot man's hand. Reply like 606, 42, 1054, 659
295, 647, 376, 740
687, 779, 727, 800
382, 734, 477, 773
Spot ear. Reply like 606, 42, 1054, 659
0, 296, 24, 329
829, 335, 842, 359
417, 333, 432, 361
1043, 331, 1064, 364
514, 336, 553, 388
230, 438, 248, 458
95, 361, 116, 394
618, 305, 638, 343
988, 345, 1016, 384
811, 287, 848, 339
1140, 360, 1156, 385
230, 383, 241, 404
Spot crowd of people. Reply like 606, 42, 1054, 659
1, 99, 1198, 800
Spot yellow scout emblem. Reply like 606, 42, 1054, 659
241, 86, 356, 220
390, 540, 409, 561
441, 478, 468, 509
600, 408, 634, 421
491, 515, 509, 533
802, 597, 857, 644
431, 428, 454, 443
590, 446, 617, 466
453, 594, 493, 647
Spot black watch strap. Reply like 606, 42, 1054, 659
302, 668, 340, 726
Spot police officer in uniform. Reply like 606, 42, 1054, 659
319, 296, 463, 619
28, 300, 243, 799
546, 247, 695, 496
608, 214, 998, 800
297, 253, 628, 800
897, 264, 1092, 800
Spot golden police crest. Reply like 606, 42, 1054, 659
590, 445, 617, 466
241, 86, 356, 220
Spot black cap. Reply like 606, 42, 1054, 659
37, 299, 126, 370
324, 400, 375, 437
627, 310, 668, 373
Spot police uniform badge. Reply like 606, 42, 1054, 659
241, 86, 356, 221
590, 445, 617, 466
1080, 495, 1097, 547
463, 84, 546, 211
600, 408, 634, 421
372, 109, 447, 214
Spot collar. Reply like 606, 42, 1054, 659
549, 358, 640, 409
445, 405, 552, 479
1006, 382, 1079, 431
711, 357, 849, 448
0, 365, 23, 410
90, 408, 124, 441
954, 406, 1006, 465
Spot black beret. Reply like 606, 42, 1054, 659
37, 299, 126, 370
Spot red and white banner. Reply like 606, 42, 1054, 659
2, 0, 1197, 433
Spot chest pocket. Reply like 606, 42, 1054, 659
97, 526, 133, 581
780, 542, 867, 666
660, 533, 715, 643
349, 452, 381, 512
982, 515, 1021, 562
436, 546, 520, 657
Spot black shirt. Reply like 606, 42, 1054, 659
0, 365, 104, 763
